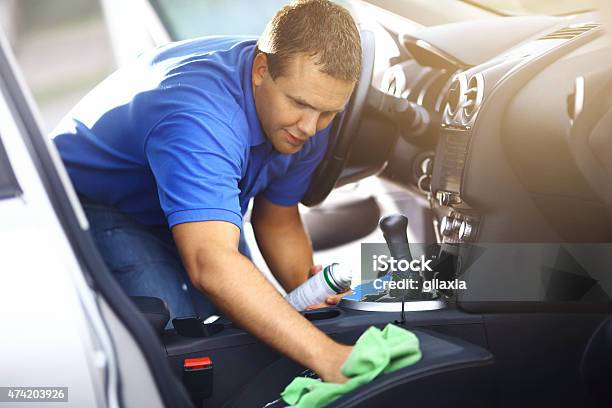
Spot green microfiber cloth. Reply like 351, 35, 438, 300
281, 324, 422, 408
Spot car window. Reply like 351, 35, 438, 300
0, 134, 21, 199
150, 0, 288, 40
150, 0, 355, 41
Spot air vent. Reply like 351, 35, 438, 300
462, 74, 483, 119
540, 23, 600, 40
446, 76, 465, 117
443, 73, 483, 127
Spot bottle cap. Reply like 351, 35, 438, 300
328, 263, 353, 290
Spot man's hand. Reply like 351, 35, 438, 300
303, 264, 351, 311
318, 343, 353, 383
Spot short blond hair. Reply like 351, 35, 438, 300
257, 0, 362, 82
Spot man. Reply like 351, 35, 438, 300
52, 0, 361, 382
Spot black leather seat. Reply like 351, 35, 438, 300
226, 328, 497, 408
130, 296, 170, 334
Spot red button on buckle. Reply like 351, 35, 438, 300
184, 357, 212, 370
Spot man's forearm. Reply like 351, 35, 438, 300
190, 248, 350, 381
252, 202, 313, 292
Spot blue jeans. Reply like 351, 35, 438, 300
81, 197, 251, 325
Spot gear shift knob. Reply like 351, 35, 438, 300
379, 214, 422, 302
379, 214, 412, 261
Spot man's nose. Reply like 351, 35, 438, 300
297, 110, 319, 138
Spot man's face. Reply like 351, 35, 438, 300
252, 53, 356, 154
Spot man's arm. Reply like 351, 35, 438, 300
172, 220, 351, 383
251, 196, 313, 292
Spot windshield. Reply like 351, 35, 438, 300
465, 0, 598, 16
150, 0, 287, 40
151, 0, 355, 41
152, 0, 600, 43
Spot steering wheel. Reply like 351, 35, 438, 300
300, 27, 376, 207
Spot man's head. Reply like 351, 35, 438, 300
252, 0, 362, 154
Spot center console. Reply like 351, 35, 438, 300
226, 324, 495, 408
160, 305, 493, 408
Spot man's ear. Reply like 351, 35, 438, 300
252, 52, 269, 87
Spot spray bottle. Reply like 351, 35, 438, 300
285, 263, 352, 311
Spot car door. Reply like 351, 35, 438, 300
0, 29, 186, 408
0, 36, 110, 408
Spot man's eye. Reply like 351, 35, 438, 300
291, 98, 310, 109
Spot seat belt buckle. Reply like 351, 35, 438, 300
183, 356, 213, 401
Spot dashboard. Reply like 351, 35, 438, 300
342, 9, 612, 246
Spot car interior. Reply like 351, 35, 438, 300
4, 0, 612, 407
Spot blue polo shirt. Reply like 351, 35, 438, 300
52, 37, 330, 229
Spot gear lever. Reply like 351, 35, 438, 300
379, 214, 413, 261
379, 214, 423, 325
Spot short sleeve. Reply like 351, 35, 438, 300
263, 127, 330, 206
145, 110, 246, 229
